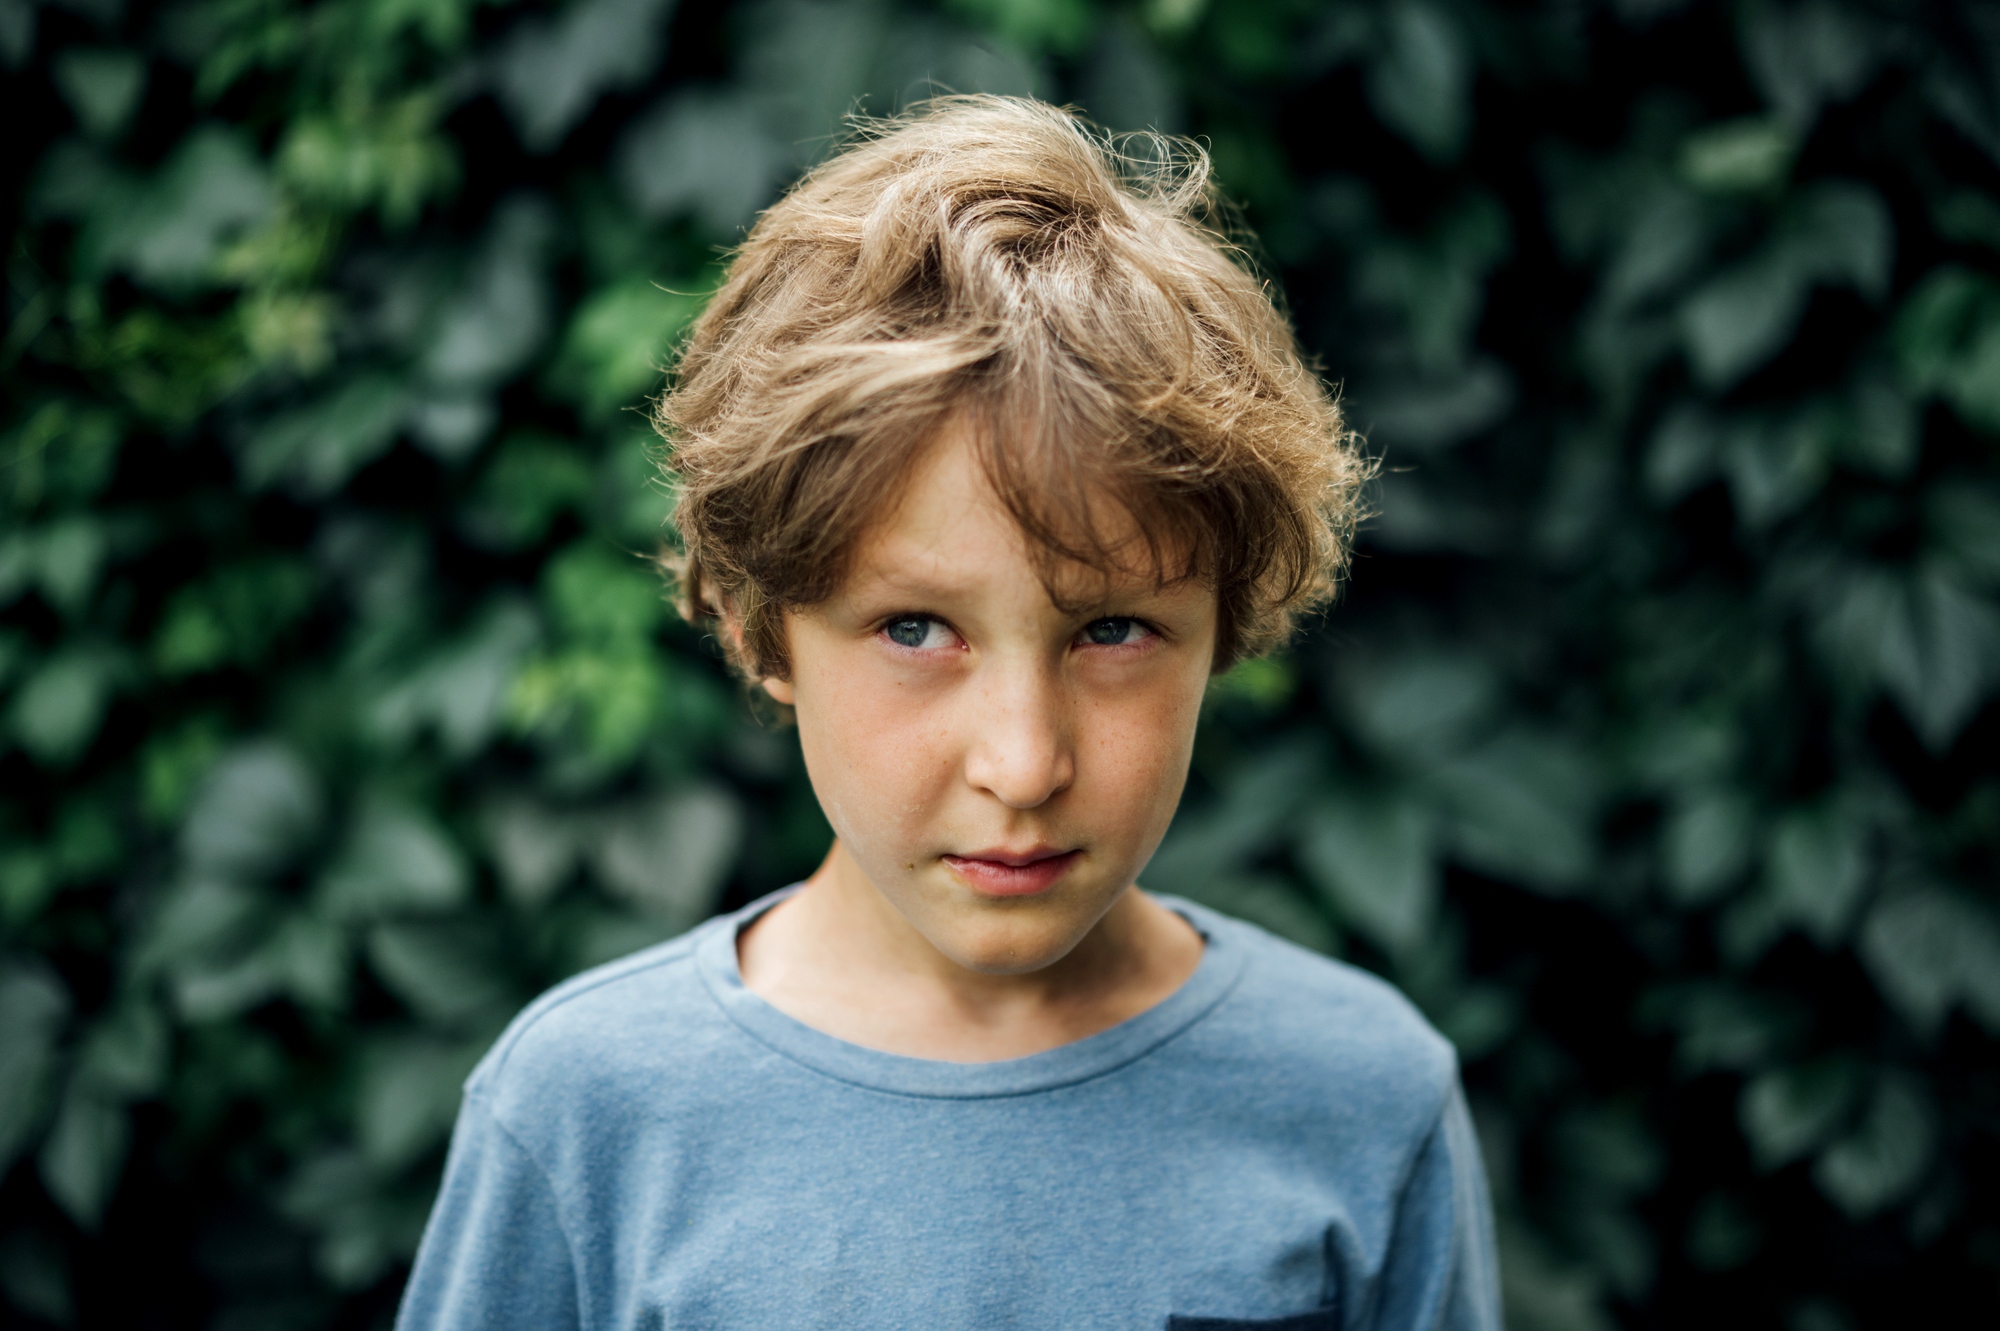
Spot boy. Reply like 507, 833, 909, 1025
398, 97, 1499, 1330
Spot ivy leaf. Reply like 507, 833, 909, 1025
1859, 884, 2000, 1038
1739, 1056, 1861, 1170
494, 0, 678, 152
8, 644, 126, 767
1297, 794, 1437, 956
0, 961, 69, 1177
180, 742, 323, 882
366, 917, 517, 1028
38, 1076, 130, 1231
1813, 1073, 1935, 1218
1660, 787, 1757, 905
1764, 801, 1869, 946
316, 801, 470, 921
616, 90, 789, 233
355, 1034, 485, 1171
1365, 0, 1470, 164
369, 598, 539, 758
591, 786, 745, 929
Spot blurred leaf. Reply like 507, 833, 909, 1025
153, 557, 317, 675
1719, 410, 1827, 529
1739, 1055, 1860, 1170
1739, 0, 1880, 127
1638, 981, 1807, 1075
355, 1034, 484, 1170
101, 126, 274, 289
1644, 403, 1718, 503
316, 801, 469, 921
180, 742, 324, 881
419, 196, 555, 397
1356, 359, 1514, 454
240, 374, 412, 496
1895, 266, 2000, 432
1080, 17, 1180, 132
1858, 883, 2000, 1038
462, 431, 597, 550
1679, 118, 1797, 193
8, 644, 125, 767
1764, 801, 1868, 945
1680, 182, 1891, 387
544, 539, 668, 644
54, 47, 148, 140
1841, 374, 1919, 478
948, 0, 1095, 54
1187, 873, 1337, 954
1878, 568, 2000, 751
277, 92, 457, 227
506, 644, 670, 766
1810, 563, 2000, 747
617, 90, 788, 233
548, 277, 699, 417
1340, 650, 1499, 760
38, 1077, 130, 1230
1204, 655, 1297, 713
1679, 254, 1807, 389
1148, 741, 1320, 892
495, 0, 679, 151
369, 599, 539, 757
1927, 483, 2000, 585
591, 785, 744, 927
367, 917, 515, 1026
1297, 794, 1437, 956
0, 960, 69, 1176
1813, 1072, 1934, 1218
276, 1148, 431, 1288
78, 997, 169, 1101
135, 876, 268, 980
1433, 731, 1599, 892
1499, 1220, 1615, 1331
1366, 0, 1470, 163
1661, 787, 1756, 904
483, 797, 583, 909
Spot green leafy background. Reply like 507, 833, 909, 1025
4, 0, 1998, 1325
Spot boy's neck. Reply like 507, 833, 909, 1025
736, 843, 1204, 1063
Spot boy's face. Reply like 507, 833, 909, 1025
764, 423, 1216, 976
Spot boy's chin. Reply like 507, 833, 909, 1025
914, 904, 1105, 977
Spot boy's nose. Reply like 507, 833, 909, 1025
962, 662, 1075, 810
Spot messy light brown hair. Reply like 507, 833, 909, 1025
656, 95, 1366, 679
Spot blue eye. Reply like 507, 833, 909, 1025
1082, 618, 1147, 646
884, 617, 934, 648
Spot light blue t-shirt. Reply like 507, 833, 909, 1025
397, 892, 1500, 1331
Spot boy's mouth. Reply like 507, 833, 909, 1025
941, 847, 1082, 897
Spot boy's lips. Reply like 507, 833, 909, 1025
941, 847, 1082, 896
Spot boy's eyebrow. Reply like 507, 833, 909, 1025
841, 561, 1195, 609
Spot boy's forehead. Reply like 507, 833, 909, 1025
841, 423, 1194, 603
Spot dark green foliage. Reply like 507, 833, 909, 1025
3, 0, 1997, 1325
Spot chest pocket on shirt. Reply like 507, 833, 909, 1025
1165, 1313, 1338, 1331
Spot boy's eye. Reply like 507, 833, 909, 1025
883, 616, 946, 649
1080, 617, 1151, 647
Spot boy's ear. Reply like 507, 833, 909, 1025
716, 596, 796, 705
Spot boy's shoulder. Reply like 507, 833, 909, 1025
465, 914, 730, 1114
1168, 898, 1460, 1118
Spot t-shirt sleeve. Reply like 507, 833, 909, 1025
395, 1089, 582, 1331
1369, 1081, 1501, 1331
